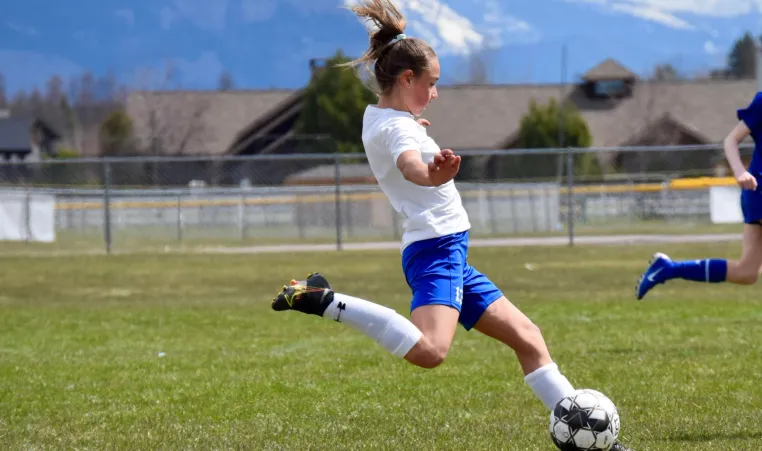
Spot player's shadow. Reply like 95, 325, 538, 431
667, 431, 762, 443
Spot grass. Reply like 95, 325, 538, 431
1, 241, 762, 450
0, 220, 744, 257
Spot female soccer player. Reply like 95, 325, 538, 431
272, 1, 633, 449
636, 92, 762, 300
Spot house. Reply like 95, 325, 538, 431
0, 110, 61, 162
125, 58, 760, 185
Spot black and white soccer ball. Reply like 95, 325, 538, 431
549, 389, 620, 451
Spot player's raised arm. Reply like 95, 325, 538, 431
724, 121, 757, 190
396, 149, 459, 187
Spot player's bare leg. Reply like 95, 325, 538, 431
726, 223, 762, 284
473, 296, 552, 375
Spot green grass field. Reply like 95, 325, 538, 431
1, 241, 762, 450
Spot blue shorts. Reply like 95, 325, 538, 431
741, 188, 762, 225
401, 231, 503, 331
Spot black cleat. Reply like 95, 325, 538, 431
271, 272, 334, 316
610, 442, 634, 451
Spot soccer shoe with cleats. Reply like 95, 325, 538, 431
635, 252, 672, 301
610, 441, 634, 451
271, 272, 334, 316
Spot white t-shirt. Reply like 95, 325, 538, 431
361, 105, 471, 250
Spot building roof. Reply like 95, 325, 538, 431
0, 117, 33, 151
124, 59, 759, 156
421, 78, 755, 149
125, 89, 296, 155
574, 79, 754, 147
581, 58, 637, 82
0, 116, 60, 152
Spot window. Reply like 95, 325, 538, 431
593, 80, 626, 96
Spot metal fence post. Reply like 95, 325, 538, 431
23, 183, 31, 243
103, 160, 112, 254
239, 191, 246, 240
487, 184, 497, 235
176, 195, 183, 242
334, 153, 343, 251
566, 149, 574, 247
510, 187, 519, 233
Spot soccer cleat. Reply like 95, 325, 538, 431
271, 272, 334, 316
610, 441, 634, 451
635, 252, 672, 301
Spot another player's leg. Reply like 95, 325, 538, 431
636, 223, 762, 300
726, 223, 762, 284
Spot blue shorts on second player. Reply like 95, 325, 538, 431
741, 182, 762, 225
401, 231, 503, 331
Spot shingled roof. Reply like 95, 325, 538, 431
125, 89, 296, 155
0, 115, 61, 152
421, 78, 756, 149
125, 60, 759, 156
0, 116, 36, 152
581, 58, 637, 82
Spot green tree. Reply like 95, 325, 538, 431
500, 98, 598, 180
99, 109, 134, 156
518, 98, 591, 149
295, 50, 377, 153
47, 147, 80, 159
727, 32, 757, 79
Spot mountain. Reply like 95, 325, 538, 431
0, 0, 760, 95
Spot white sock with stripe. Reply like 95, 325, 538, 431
322, 293, 423, 358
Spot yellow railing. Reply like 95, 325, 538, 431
54, 177, 739, 211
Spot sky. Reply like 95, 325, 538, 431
1, 0, 762, 95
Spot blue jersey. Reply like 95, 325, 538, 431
736, 92, 762, 224
737, 92, 762, 175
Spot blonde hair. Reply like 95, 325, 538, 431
343, 0, 436, 94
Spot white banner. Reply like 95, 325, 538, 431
710, 186, 743, 224
0, 192, 56, 242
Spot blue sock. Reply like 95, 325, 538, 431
670, 259, 727, 283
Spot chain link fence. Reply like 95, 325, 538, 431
0, 143, 748, 255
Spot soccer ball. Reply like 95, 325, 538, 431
549, 389, 620, 451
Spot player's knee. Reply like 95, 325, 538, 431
419, 343, 448, 369
418, 350, 447, 369
407, 337, 448, 369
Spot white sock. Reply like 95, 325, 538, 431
524, 363, 576, 410
322, 293, 423, 358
